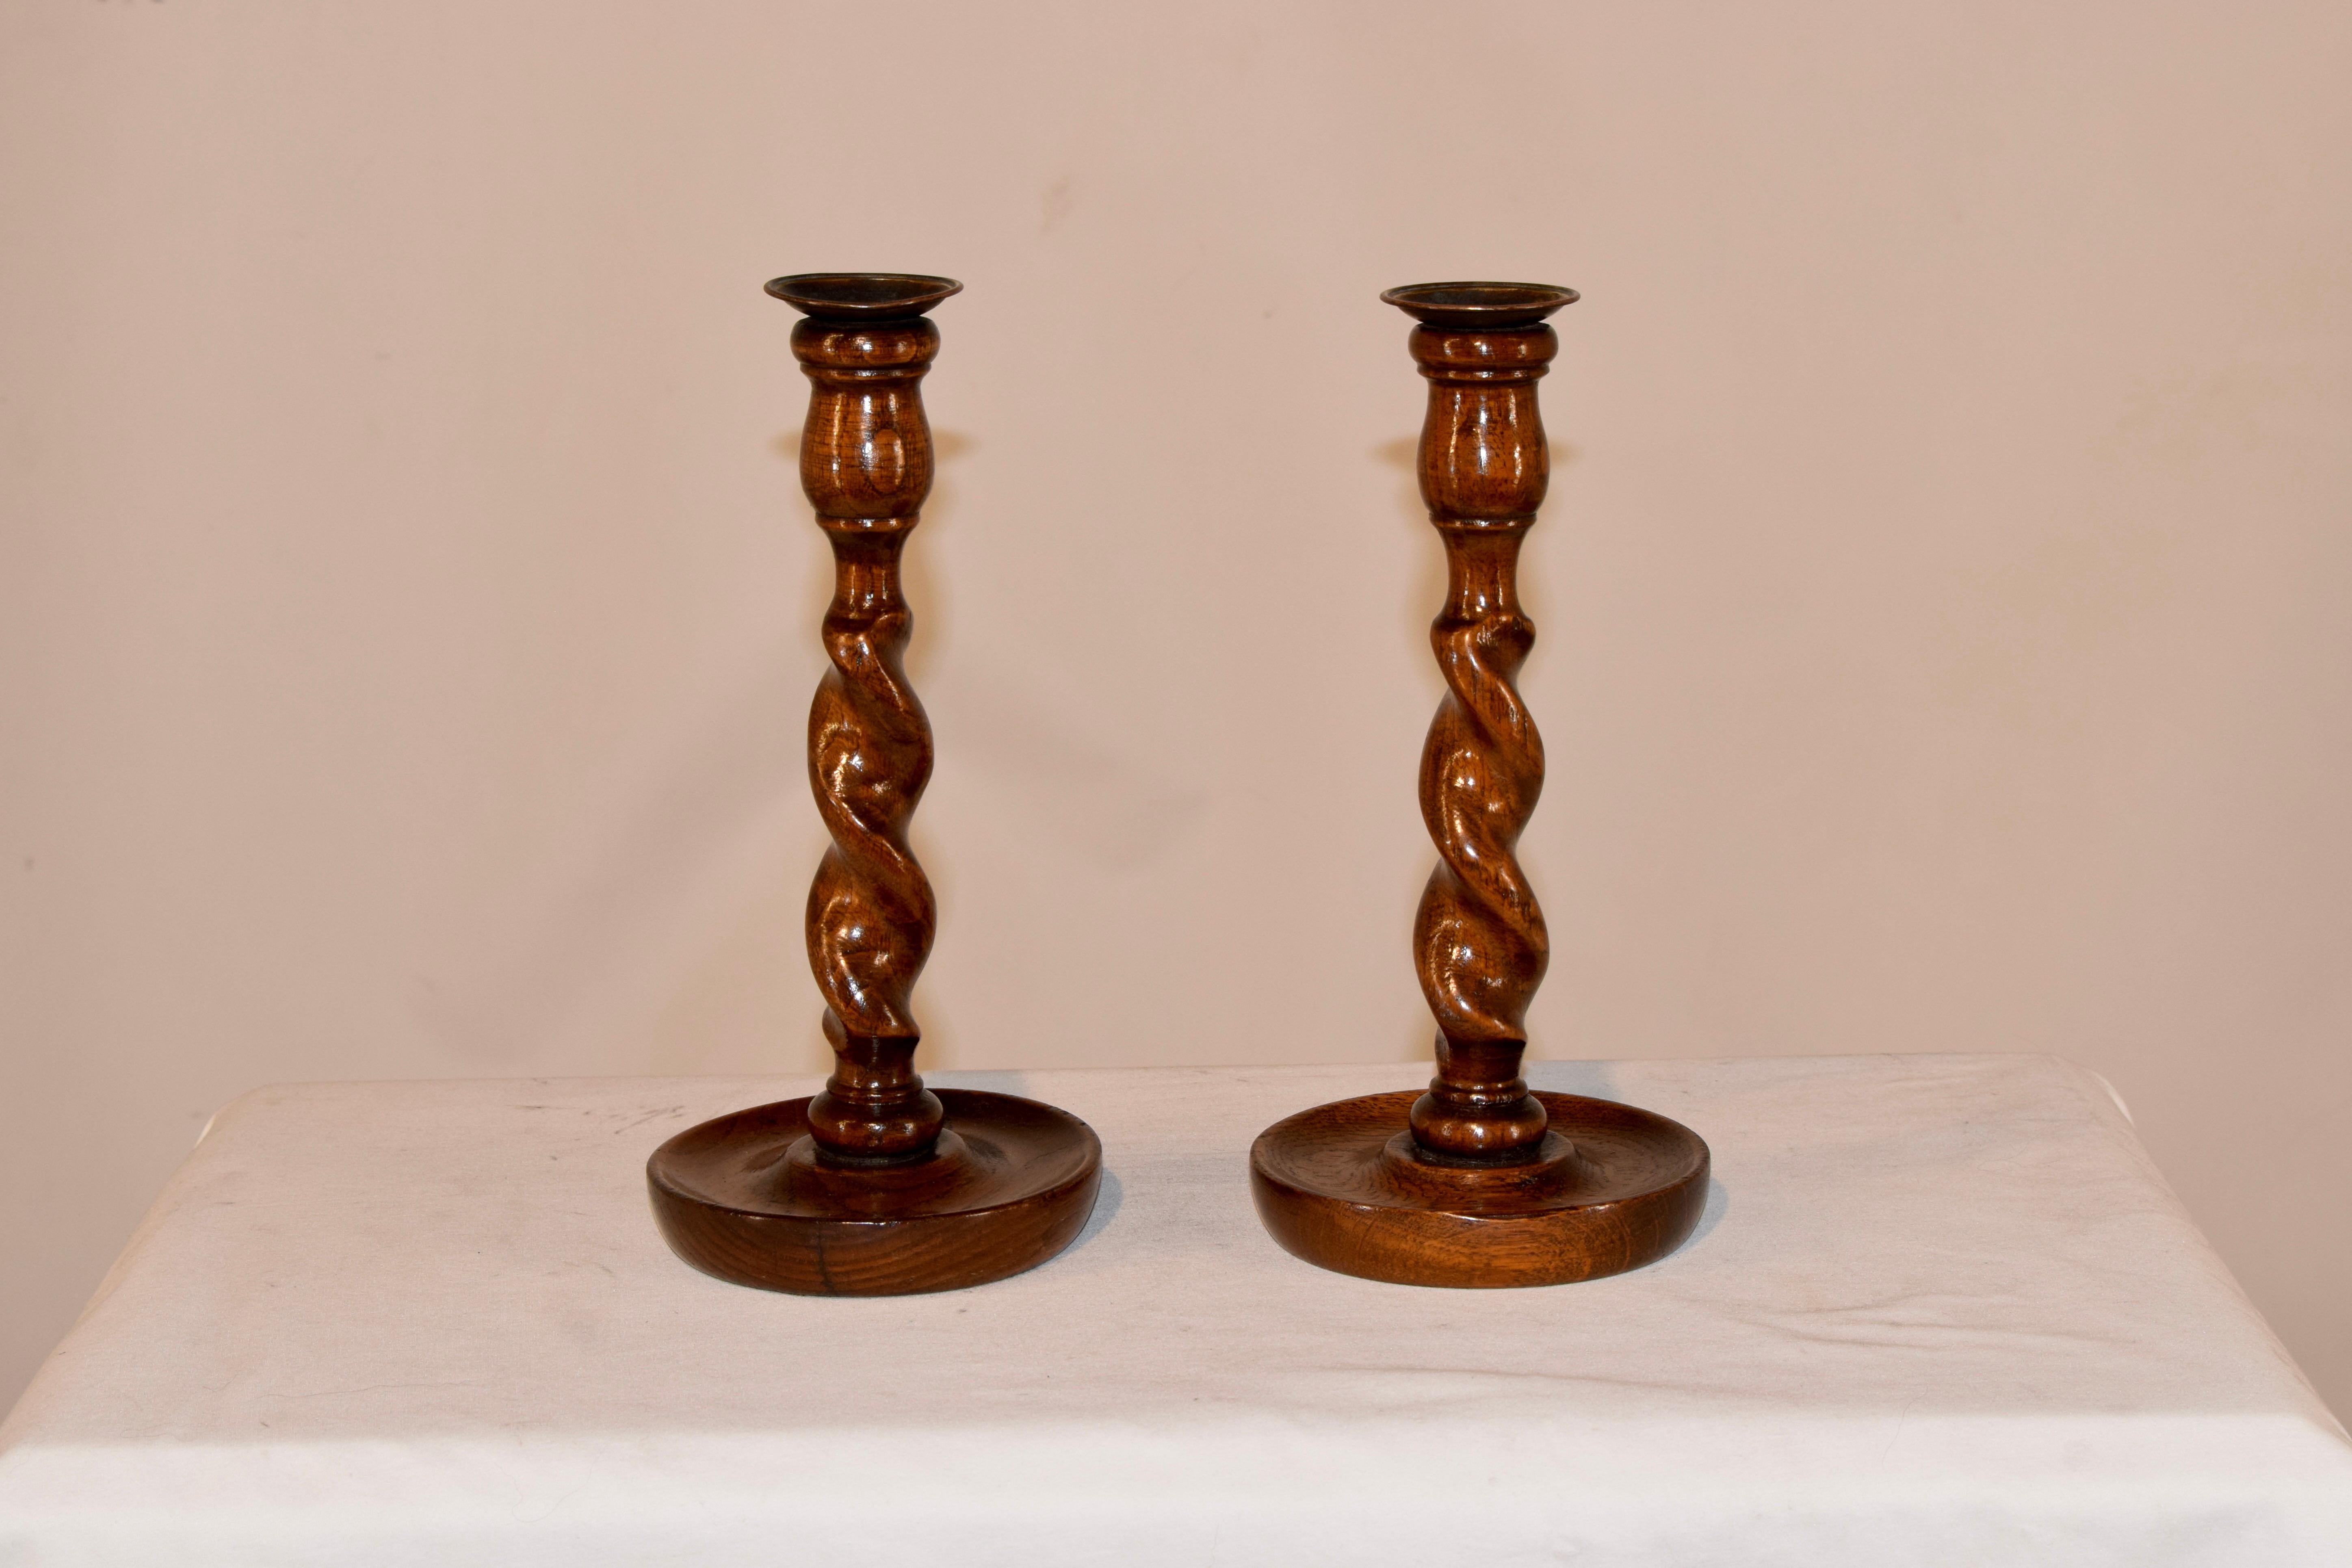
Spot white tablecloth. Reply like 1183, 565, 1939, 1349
2, 1055, 2346, 1566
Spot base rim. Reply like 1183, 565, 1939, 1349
648, 1088, 1101, 1296
1249, 1089, 1708, 1288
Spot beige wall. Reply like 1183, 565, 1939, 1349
4, 0, 2348, 1417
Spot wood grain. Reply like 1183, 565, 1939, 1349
650, 1089, 1102, 1296
782, 276, 950, 1163
1251, 1091, 1707, 1288
1395, 284, 1567, 1162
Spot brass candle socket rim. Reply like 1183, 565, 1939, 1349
766, 272, 964, 320
1381, 280, 1579, 329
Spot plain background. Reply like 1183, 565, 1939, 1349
2, 0, 2346, 1421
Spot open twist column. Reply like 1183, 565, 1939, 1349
1250, 282, 1709, 1287
648, 273, 1100, 1296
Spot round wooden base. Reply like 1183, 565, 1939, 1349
1250, 1089, 1709, 1288
648, 1089, 1101, 1296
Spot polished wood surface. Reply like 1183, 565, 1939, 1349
1397, 283, 1563, 1163
783, 274, 949, 1164
1250, 282, 1709, 1287
649, 274, 1100, 1295
1252, 1091, 1707, 1287
649, 1089, 1101, 1295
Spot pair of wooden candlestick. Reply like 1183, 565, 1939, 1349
646, 274, 1708, 1295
